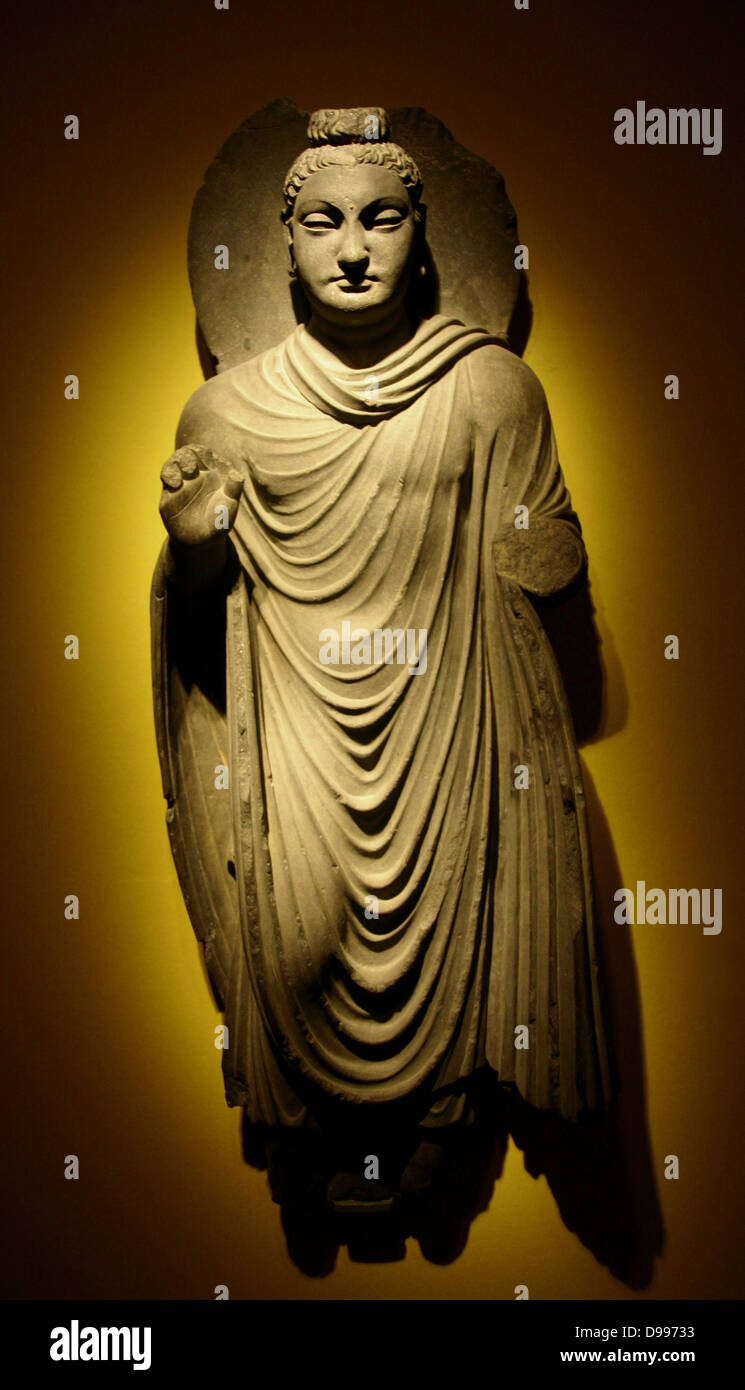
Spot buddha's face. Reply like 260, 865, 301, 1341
290, 162, 417, 327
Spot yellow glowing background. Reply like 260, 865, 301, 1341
3, 0, 744, 1299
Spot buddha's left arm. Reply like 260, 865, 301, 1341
474, 349, 587, 597
492, 514, 587, 597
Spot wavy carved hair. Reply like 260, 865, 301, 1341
281, 107, 424, 226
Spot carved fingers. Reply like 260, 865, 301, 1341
159, 445, 244, 546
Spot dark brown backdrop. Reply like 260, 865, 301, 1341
2, 0, 743, 1299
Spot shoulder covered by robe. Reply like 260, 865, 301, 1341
152, 314, 617, 1125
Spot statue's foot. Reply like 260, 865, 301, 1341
399, 1139, 453, 1199
327, 1170, 395, 1214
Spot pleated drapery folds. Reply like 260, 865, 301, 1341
152, 315, 616, 1128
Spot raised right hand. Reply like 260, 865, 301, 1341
158, 444, 244, 547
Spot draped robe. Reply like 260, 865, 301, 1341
152, 314, 616, 1129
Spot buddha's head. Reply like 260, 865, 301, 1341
281, 108, 425, 331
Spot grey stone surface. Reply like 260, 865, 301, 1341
154, 106, 617, 1250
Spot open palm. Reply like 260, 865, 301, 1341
159, 444, 243, 546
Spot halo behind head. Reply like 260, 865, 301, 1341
188, 98, 522, 370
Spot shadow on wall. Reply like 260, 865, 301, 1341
523, 583, 662, 1290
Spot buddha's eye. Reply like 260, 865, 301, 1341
371, 210, 405, 229
300, 213, 338, 231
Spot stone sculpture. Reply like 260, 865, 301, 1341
152, 104, 616, 1231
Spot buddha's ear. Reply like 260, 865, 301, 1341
411, 202, 428, 271
282, 219, 297, 276
411, 201, 428, 269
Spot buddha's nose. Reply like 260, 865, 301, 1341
337, 224, 369, 275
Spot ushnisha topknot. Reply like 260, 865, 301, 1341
307, 107, 391, 145
281, 107, 423, 226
